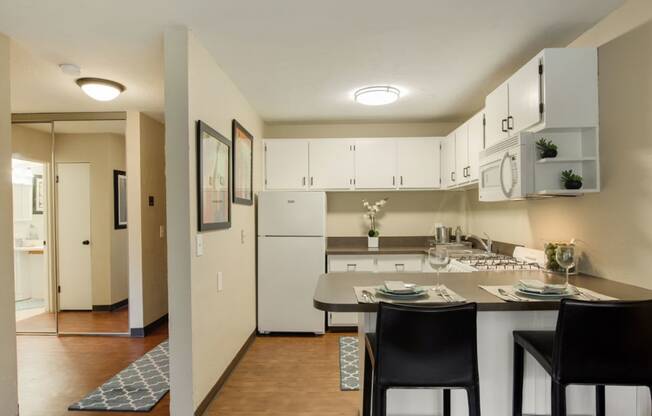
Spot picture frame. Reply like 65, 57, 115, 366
32, 174, 44, 215
232, 119, 254, 205
197, 120, 231, 231
113, 170, 127, 229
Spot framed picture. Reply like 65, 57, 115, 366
232, 119, 254, 205
113, 170, 127, 229
32, 174, 45, 215
197, 120, 231, 231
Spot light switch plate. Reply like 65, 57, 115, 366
217, 271, 223, 291
196, 234, 203, 256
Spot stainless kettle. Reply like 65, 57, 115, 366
435, 225, 451, 244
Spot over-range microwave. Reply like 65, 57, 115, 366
478, 135, 533, 202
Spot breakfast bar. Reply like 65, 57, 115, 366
314, 271, 652, 416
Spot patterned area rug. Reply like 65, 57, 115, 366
69, 340, 169, 412
339, 336, 360, 391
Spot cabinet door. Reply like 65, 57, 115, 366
508, 55, 542, 133
454, 124, 469, 185
308, 139, 355, 190
354, 139, 397, 189
484, 82, 509, 148
264, 140, 309, 190
442, 132, 456, 188
467, 110, 485, 182
397, 138, 441, 189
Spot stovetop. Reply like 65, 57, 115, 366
456, 253, 543, 272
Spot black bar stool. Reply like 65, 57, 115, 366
363, 302, 480, 416
513, 299, 652, 416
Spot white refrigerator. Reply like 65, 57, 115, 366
257, 191, 326, 334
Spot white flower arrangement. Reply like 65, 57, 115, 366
362, 198, 388, 237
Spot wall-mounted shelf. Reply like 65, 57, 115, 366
536, 157, 597, 164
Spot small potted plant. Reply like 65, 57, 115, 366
536, 138, 558, 159
363, 198, 388, 248
561, 169, 583, 190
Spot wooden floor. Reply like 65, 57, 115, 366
204, 332, 360, 416
17, 329, 359, 416
17, 324, 170, 416
16, 306, 130, 333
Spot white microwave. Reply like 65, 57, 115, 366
478, 135, 530, 201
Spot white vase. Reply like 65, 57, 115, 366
368, 237, 379, 248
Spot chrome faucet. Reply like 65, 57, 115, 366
467, 233, 493, 254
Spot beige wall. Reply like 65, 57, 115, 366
465, 5, 652, 290
138, 113, 168, 326
264, 121, 466, 236
11, 124, 51, 162
0, 32, 19, 415
165, 27, 263, 413
55, 132, 128, 306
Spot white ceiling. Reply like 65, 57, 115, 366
0, 0, 623, 123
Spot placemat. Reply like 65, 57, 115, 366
479, 285, 617, 302
354, 285, 466, 304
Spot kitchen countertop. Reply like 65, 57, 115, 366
326, 236, 473, 255
313, 270, 652, 312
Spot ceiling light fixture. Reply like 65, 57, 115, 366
354, 85, 401, 106
76, 77, 126, 102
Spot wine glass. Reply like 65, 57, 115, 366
428, 247, 450, 294
554, 244, 575, 291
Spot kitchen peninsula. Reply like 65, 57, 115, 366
314, 270, 652, 415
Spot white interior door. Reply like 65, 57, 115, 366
354, 139, 397, 189
264, 140, 309, 190
397, 138, 441, 189
308, 139, 354, 190
57, 163, 92, 310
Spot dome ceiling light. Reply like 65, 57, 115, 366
76, 77, 126, 102
354, 85, 401, 106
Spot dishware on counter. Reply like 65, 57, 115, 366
428, 246, 450, 293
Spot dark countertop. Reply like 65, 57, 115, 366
326, 236, 473, 255
313, 270, 652, 312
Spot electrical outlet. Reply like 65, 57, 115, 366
159, 225, 165, 238
196, 234, 203, 256
217, 271, 223, 291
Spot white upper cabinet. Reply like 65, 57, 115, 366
467, 110, 485, 182
508, 55, 542, 133
484, 82, 510, 148
442, 133, 456, 188
264, 139, 309, 190
484, 48, 598, 149
454, 124, 469, 185
354, 139, 397, 189
396, 138, 441, 189
308, 139, 355, 190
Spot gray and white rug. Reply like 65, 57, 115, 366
69, 340, 169, 412
339, 336, 360, 391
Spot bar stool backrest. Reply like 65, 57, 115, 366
375, 302, 479, 388
553, 299, 652, 385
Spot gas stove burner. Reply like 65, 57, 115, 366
456, 253, 542, 272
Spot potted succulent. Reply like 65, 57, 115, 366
536, 138, 558, 159
561, 169, 583, 190
363, 198, 388, 248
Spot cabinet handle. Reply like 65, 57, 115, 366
400, 176, 403, 186
310, 177, 314, 186
395, 263, 405, 272
302, 177, 306, 186
507, 116, 514, 130
501, 119, 508, 133
392, 176, 396, 186
346, 264, 357, 272
451, 171, 455, 182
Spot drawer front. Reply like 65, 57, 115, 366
328, 255, 375, 272
328, 312, 358, 327
376, 255, 424, 272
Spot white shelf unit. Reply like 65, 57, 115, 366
526, 127, 600, 196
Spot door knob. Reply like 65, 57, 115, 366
82, 240, 90, 245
